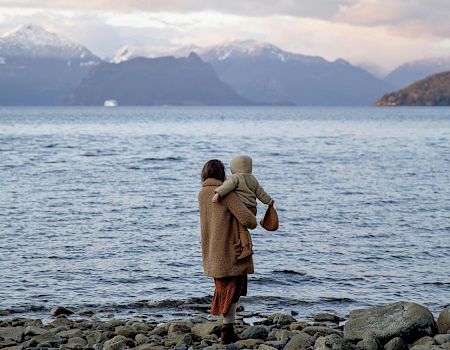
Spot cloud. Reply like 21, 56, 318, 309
0, 0, 352, 18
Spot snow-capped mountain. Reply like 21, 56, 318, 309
0, 24, 102, 105
0, 24, 99, 63
385, 57, 450, 88
174, 39, 326, 64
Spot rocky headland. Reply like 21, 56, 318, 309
0, 301, 449, 350
375, 71, 450, 106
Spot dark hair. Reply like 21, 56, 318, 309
201, 159, 226, 182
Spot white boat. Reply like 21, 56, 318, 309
104, 99, 118, 107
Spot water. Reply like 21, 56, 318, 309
0, 106, 449, 320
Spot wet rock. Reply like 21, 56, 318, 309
438, 308, 450, 334
78, 307, 96, 316
240, 326, 268, 340
168, 321, 193, 336
32, 331, 65, 347
267, 314, 296, 326
97, 319, 126, 331
50, 306, 74, 316
48, 315, 74, 328
384, 337, 406, 350
289, 322, 308, 331
283, 331, 315, 350
0, 340, 17, 348
174, 344, 189, 350
235, 338, 264, 347
115, 326, 138, 339
135, 333, 150, 344
164, 333, 193, 347
410, 346, 448, 350
103, 335, 136, 350
357, 336, 381, 350
273, 329, 295, 342
64, 336, 88, 349
86, 330, 104, 345
264, 340, 287, 350
344, 302, 437, 343
129, 321, 154, 333
192, 322, 221, 339
315, 334, 356, 350
414, 337, 436, 346
315, 313, 345, 323
435, 335, 450, 345
0, 327, 24, 342
57, 329, 83, 338
303, 326, 343, 337
259, 344, 278, 350
149, 325, 168, 337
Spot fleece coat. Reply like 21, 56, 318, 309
198, 178, 257, 278
215, 155, 272, 207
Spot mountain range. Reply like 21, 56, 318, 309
1, 24, 449, 106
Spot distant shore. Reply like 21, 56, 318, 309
0, 301, 449, 350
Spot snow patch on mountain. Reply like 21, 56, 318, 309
0, 24, 99, 63
174, 39, 326, 64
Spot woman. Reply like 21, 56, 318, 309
198, 159, 257, 344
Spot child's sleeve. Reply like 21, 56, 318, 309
215, 175, 239, 198
254, 179, 272, 204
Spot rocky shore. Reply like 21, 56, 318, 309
0, 302, 449, 350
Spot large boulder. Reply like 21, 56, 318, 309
437, 307, 450, 334
267, 313, 296, 326
344, 302, 437, 344
384, 337, 407, 350
0, 327, 24, 342
240, 326, 268, 340
191, 321, 221, 339
283, 332, 316, 350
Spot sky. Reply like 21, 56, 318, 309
0, 0, 449, 74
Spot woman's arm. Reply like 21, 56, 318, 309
222, 192, 257, 229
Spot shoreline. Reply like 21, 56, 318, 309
0, 301, 449, 350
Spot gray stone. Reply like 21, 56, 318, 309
57, 329, 83, 338
32, 331, 65, 346
357, 336, 381, 350
235, 338, 264, 347
384, 337, 406, 350
414, 337, 436, 346
135, 333, 150, 344
410, 346, 448, 350
65, 336, 88, 349
0, 340, 17, 348
290, 322, 308, 331
168, 321, 194, 336
0, 327, 24, 342
174, 344, 189, 350
438, 308, 450, 335
315, 313, 345, 323
273, 330, 295, 342
303, 326, 343, 338
267, 314, 296, 326
240, 326, 268, 340
265, 340, 287, 350
86, 330, 104, 345
149, 326, 168, 336
344, 302, 437, 343
283, 331, 315, 350
315, 334, 356, 350
435, 335, 450, 345
259, 345, 279, 350
48, 316, 74, 328
78, 307, 96, 316
192, 322, 221, 339
24, 326, 47, 336
50, 306, 74, 316
115, 326, 138, 339
103, 335, 136, 350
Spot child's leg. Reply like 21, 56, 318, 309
237, 207, 257, 260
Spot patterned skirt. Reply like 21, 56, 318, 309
210, 275, 248, 315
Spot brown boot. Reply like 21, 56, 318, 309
237, 244, 253, 260
220, 323, 240, 344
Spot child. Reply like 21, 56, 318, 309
212, 155, 274, 260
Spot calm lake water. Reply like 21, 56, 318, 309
0, 106, 449, 320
